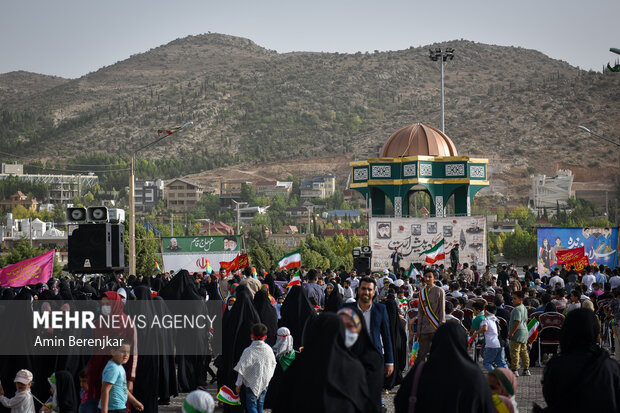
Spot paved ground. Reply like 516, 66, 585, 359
159, 363, 546, 412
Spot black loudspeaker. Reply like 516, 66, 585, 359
110, 224, 125, 269
353, 257, 371, 274
68, 224, 124, 273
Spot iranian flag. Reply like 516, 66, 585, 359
217, 386, 240, 405
527, 317, 540, 343
287, 270, 302, 288
278, 250, 301, 270
421, 239, 445, 264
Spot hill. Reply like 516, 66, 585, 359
0, 33, 618, 202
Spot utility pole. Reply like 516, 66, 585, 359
429, 47, 455, 133
170, 213, 173, 236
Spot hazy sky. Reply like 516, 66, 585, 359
1, 0, 618, 79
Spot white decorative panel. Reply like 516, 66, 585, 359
394, 196, 402, 218
371, 165, 391, 178
470, 165, 485, 179
420, 164, 433, 177
354, 168, 368, 181
467, 197, 471, 216
445, 164, 465, 177
403, 164, 417, 177
435, 196, 444, 217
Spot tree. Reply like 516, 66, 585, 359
508, 205, 536, 229
501, 226, 536, 264
240, 183, 257, 205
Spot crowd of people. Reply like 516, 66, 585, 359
0, 259, 619, 413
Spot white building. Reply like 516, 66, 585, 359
300, 175, 336, 199
529, 170, 574, 210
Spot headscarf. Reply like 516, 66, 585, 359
184, 390, 215, 413
492, 395, 515, 413
560, 307, 599, 353
253, 289, 278, 346
394, 322, 495, 413
273, 313, 369, 413
158, 270, 202, 300
55, 370, 77, 413
489, 368, 517, 397
272, 327, 294, 358
279, 285, 317, 350
338, 307, 383, 413
324, 284, 343, 313
264, 273, 282, 299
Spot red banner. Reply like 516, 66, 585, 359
556, 247, 590, 272
0, 250, 55, 287
219, 254, 250, 275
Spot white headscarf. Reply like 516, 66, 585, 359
272, 327, 294, 358
184, 390, 215, 413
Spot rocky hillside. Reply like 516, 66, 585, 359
0, 33, 618, 200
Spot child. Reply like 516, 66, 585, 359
99, 340, 144, 413
508, 290, 530, 377
476, 304, 508, 372
183, 390, 214, 413
78, 369, 96, 413
234, 323, 276, 413
0, 369, 35, 413
487, 368, 518, 412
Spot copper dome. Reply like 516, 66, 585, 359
380, 123, 458, 157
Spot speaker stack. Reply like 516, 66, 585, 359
67, 207, 126, 273
353, 246, 372, 274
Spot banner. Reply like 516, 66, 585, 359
555, 246, 590, 272
162, 236, 241, 273
537, 227, 618, 277
219, 254, 250, 274
368, 217, 487, 271
0, 250, 55, 287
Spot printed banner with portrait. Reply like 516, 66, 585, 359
162, 236, 241, 273
537, 227, 618, 277
369, 216, 487, 272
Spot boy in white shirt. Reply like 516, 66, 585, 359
473, 304, 508, 372
0, 369, 35, 413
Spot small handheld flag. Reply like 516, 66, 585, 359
286, 270, 302, 288
216, 386, 240, 405
155, 262, 161, 272
409, 341, 419, 366
527, 317, 540, 344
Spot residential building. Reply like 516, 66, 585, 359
197, 220, 235, 235
300, 174, 336, 199
281, 225, 298, 234
1, 163, 23, 175
220, 180, 252, 200
0, 191, 38, 212
323, 210, 362, 223
529, 170, 574, 210
0, 213, 68, 263
165, 178, 203, 212
0, 163, 98, 203
238, 206, 269, 223
269, 232, 306, 249
255, 181, 293, 197
134, 179, 164, 212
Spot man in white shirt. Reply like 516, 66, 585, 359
610, 271, 620, 290
346, 270, 360, 292
582, 266, 596, 293
549, 272, 565, 290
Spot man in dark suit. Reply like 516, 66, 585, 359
343, 276, 394, 377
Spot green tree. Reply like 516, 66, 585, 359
240, 183, 257, 205
508, 205, 536, 229
502, 226, 536, 264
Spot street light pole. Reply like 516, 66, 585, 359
577, 125, 620, 148
429, 47, 455, 133
128, 121, 193, 276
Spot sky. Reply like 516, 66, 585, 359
1, 0, 619, 79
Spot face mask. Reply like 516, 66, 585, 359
227, 306, 233, 311
100, 305, 112, 316
344, 330, 359, 348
